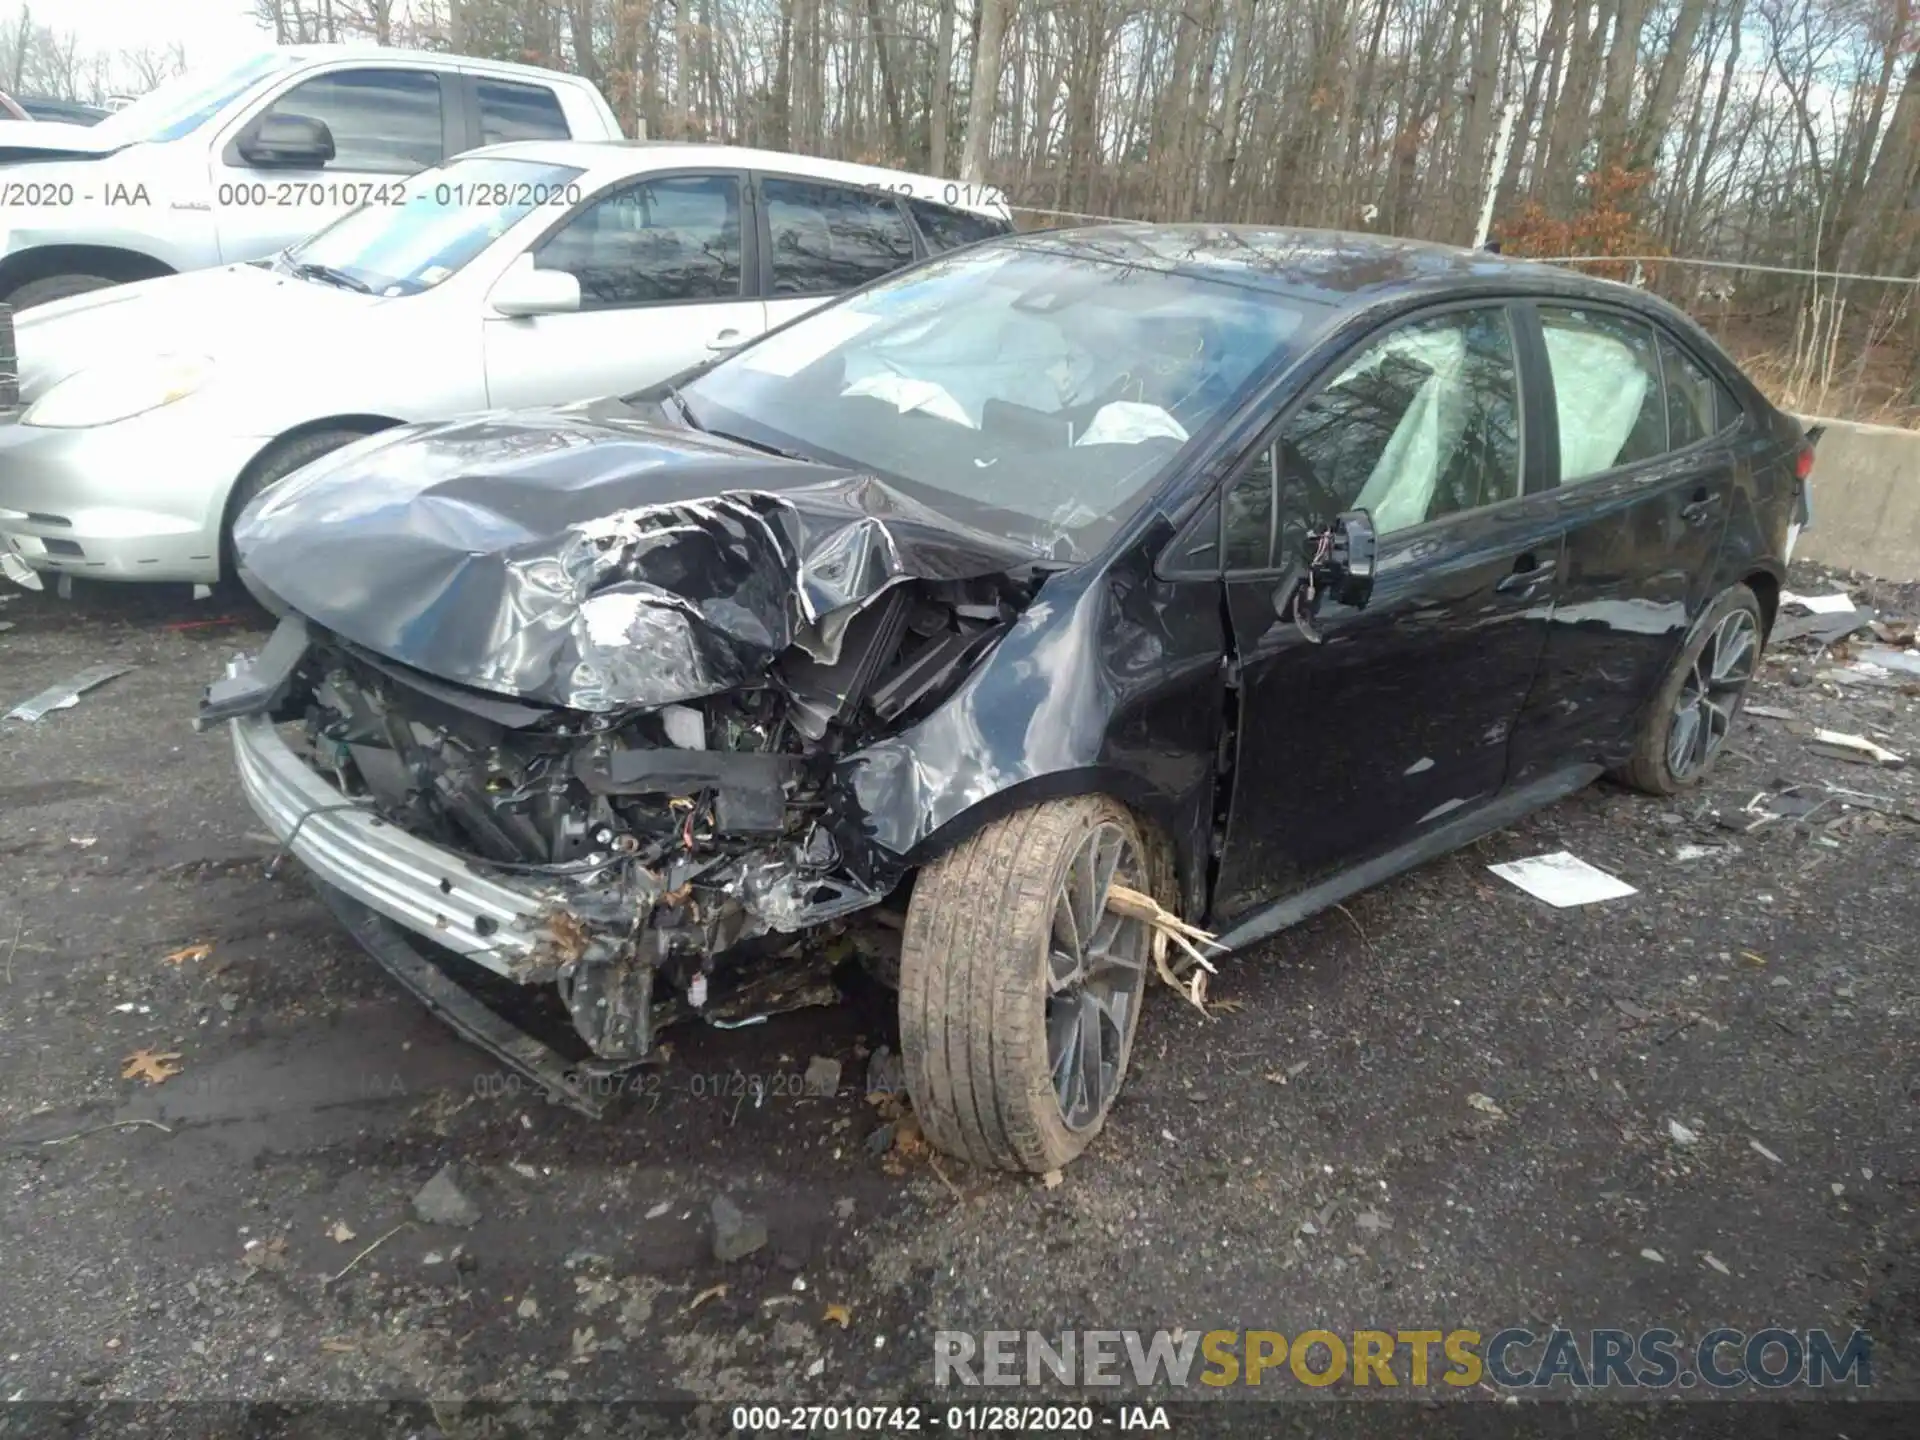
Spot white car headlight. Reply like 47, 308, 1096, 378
22, 354, 215, 428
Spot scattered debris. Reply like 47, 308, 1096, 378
120, 1049, 183, 1085
1672, 843, 1718, 862
413, 1164, 481, 1228
1743, 704, 1797, 720
644, 1200, 671, 1220
328, 1221, 357, 1244
1108, 883, 1221, 1013
1668, 1120, 1699, 1147
111, 1002, 151, 1015
1040, 1169, 1063, 1190
1807, 729, 1905, 768
1750, 1139, 1784, 1165
1703, 1254, 1731, 1276
1641, 1248, 1665, 1264
69, 835, 96, 848
1467, 1093, 1507, 1119
686, 1282, 728, 1313
1487, 851, 1637, 907
822, 1303, 852, 1328
10, 1118, 172, 1150
161, 941, 214, 965
517, 1296, 540, 1319
1771, 606, 1871, 646
710, 1194, 767, 1262
1779, 590, 1857, 615
1355, 1211, 1392, 1234
803, 1055, 842, 1097
242, 1236, 289, 1274
4, 662, 136, 723
864, 1046, 904, 1098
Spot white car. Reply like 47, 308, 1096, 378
0, 141, 1012, 589
0, 46, 624, 309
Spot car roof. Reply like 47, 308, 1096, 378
452, 139, 1012, 216
265, 44, 599, 84
1006, 223, 1654, 314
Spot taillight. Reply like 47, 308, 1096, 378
1794, 444, 1815, 481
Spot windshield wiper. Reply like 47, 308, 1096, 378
702, 425, 814, 464
290, 261, 373, 294
663, 384, 703, 431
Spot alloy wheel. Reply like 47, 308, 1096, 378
1044, 821, 1149, 1132
1667, 608, 1759, 779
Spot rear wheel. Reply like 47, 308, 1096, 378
1616, 583, 1763, 795
899, 795, 1154, 1172
7, 273, 117, 310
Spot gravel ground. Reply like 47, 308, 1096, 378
1, 565, 1916, 1427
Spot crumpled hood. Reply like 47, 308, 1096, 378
17, 264, 383, 401
234, 399, 1041, 712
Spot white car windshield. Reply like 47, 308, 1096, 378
283, 157, 585, 297
91, 52, 302, 146
682, 243, 1321, 555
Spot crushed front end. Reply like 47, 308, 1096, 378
206, 564, 1024, 1084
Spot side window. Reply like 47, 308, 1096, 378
762, 177, 916, 294
534, 174, 742, 309
906, 196, 1011, 253
1540, 306, 1666, 479
257, 68, 443, 172
1277, 306, 1522, 543
1223, 450, 1277, 570
1660, 334, 1737, 449
476, 79, 569, 143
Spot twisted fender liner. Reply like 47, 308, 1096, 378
313, 880, 609, 1118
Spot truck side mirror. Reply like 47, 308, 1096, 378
239, 112, 336, 168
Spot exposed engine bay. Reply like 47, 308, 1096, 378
219, 565, 1031, 1066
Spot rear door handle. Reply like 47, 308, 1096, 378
706, 328, 745, 351
1495, 555, 1555, 594
1681, 489, 1722, 524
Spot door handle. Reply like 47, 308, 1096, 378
706, 328, 745, 351
1681, 489, 1722, 525
1495, 555, 1556, 594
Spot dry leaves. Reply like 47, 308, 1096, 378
121, 1048, 183, 1084
1040, 1169, 1064, 1190
1467, 1092, 1507, 1119
162, 941, 213, 965
328, 1221, 357, 1244
822, 1302, 852, 1329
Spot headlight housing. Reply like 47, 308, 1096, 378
23, 354, 214, 428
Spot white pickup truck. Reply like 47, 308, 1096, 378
0, 46, 622, 309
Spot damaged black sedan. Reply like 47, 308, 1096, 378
203, 226, 1812, 1172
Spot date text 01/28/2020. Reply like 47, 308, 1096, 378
728, 1404, 1160, 1433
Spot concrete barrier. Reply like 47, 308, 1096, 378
1793, 414, 1920, 582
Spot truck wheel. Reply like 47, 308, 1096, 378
1615, 582, 1764, 795
222, 428, 372, 579
900, 795, 1154, 1173
7, 273, 116, 310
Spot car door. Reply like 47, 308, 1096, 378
1504, 304, 1739, 784
481, 170, 766, 409
1207, 302, 1565, 924
755, 173, 920, 332
214, 66, 453, 264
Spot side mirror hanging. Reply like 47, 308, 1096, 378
1308, 508, 1376, 610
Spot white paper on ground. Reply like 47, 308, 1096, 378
1780, 590, 1857, 614
1488, 851, 1639, 907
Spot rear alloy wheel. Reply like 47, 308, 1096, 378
7, 273, 118, 310
1617, 583, 1764, 795
899, 795, 1154, 1172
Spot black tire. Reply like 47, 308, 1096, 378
900, 794, 1158, 1173
222, 428, 371, 578
7, 273, 117, 310
1615, 582, 1765, 796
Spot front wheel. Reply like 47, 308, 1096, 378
899, 795, 1155, 1173
1615, 582, 1764, 795
7, 273, 118, 310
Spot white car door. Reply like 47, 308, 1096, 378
482, 171, 765, 409
213, 66, 451, 265
756, 172, 920, 332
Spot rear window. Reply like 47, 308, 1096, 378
762, 177, 917, 294
907, 196, 1011, 253
477, 79, 569, 143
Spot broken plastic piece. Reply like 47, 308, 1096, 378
6, 662, 135, 722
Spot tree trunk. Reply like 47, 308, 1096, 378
960, 0, 1016, 183
929, 0, 956, 173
